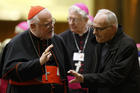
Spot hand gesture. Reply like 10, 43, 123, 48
68, 70, 84, 83
40, 44, 53, 65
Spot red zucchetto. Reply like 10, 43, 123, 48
28, 6, 45, 20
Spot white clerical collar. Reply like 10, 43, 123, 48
77, 28, 89, 36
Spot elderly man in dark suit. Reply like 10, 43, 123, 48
68, 9, 140, 93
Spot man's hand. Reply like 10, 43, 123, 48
40, 44, 53, 65
68, 70, 84, 83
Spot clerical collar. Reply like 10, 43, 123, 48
74, 30, 89, 38
72, 29, 90, 53
29, 31, 52, 57
29, 31, 40, 40
74, 27, 89, 36
29, 31, 49, 42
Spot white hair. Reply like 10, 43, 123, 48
69, 5, 88, 19
96, 9, 118, 28
27, 8, 50, 28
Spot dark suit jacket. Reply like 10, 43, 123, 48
81, 25, 140, 93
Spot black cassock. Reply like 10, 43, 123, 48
60, 28, 97, 93
60, 29, 97, 74
1, 30, 71, 93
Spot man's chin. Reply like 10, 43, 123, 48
46, 34, 54, 39
97, 40, 105, 43
71, 29, 77, 33
70, 27, 76, 31
96, 38, 102, 43
47, 31, 54, 38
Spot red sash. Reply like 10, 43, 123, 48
9, 66, 63, 85
42, 66, 63, 84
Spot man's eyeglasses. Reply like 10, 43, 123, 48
93, 25, 112, 31
67, 17, 81, 24
37, 18, 56, 28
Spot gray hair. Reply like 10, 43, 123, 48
68, 5, 88, 18
27, 8, 50, 28
96, 9, 118, 28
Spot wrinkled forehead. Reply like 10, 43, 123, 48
38, 10, 52, 23
93, 13, 108, 26
68, 11, 82, 18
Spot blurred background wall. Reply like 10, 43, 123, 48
0, 0, 140, 43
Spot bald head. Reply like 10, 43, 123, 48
94, 13, 108, 27
93, 9, 118, 43
94, 9, 118, 28
37, 9, 52, 24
